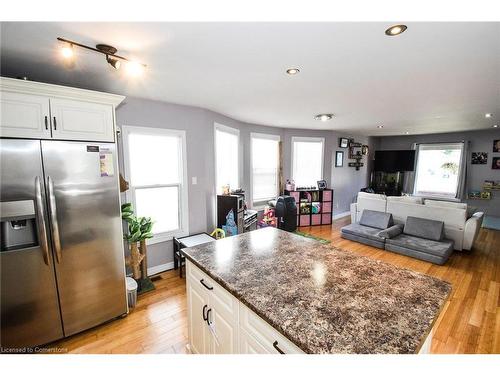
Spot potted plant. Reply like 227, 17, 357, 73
121, 203, 154, 292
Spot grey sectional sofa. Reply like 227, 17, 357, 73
341, 210, 454, 265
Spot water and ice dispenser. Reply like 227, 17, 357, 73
0, 200, 39, 251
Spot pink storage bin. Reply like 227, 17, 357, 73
299, 215, 311, 226
322, 190, 332, 202
290, 191, 300, 204
322, 213, 332, 224
311, 214, 321, 225
323, 204, 332, 213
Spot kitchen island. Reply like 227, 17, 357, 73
181, 227, 451, 354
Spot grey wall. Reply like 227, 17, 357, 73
116, 96, 372, 271
329, 133, 375, 213
374, 128, 500, 216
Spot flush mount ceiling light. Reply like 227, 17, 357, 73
485, 113, 493, 118
494, 125, 499, 128
57, 37, 146, 75
385, 24, 407, 36
377, 125, 384, 128
314, 114, 334, 121
286, 68, 300, 75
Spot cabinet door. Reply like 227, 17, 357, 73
50, 98, 115, 142
0, 92, 51, 139
187, 277, 210, 354
208, 303, 239, 354
239, 329, 270, 354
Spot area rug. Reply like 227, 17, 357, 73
294, 231, 331, 244
482, 215, 500, 231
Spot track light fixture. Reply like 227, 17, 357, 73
57, 37, 146, 75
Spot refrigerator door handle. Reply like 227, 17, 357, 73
35, 176, 50, 266
47, 176, 63, 263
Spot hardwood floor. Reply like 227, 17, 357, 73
50, 217, 500, 354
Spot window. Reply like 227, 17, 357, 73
413, 142, 464, 199
291, 137, 324, 187
251, 133, 280, 206
123, 126, 189, 243
214, 123, 239, 194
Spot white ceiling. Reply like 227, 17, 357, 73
1, 22, 499, 135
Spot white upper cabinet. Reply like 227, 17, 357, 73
0, 77, 124, 142
0, 91, 52, 139
49, 98, 114, 142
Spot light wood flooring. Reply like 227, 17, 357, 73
50, 216, 500, 354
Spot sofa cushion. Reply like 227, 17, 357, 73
424, 199, 467, 210
403, 216, 444, 241
359, 209, 393, 230
387, 196, 423, 204
377, 224, 404, 239
341, 223, 384, 243
386, 234, 454, 258
357, 191, 387, 201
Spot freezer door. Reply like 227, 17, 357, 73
0, 139, 64, 348
41, 141, 127, 336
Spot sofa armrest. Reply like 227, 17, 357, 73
350, 203, 358, 223
377, 224, 404, 239
463, 212, 484, 250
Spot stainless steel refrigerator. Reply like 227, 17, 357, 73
0, 139, 127, 348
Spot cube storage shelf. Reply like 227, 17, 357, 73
284, 189, 333, 227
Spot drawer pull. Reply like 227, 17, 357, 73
202, 304, 208, 321
200, 278, 213, 290
273, 341, 285, 354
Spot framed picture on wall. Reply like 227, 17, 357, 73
493, 157, 500, 170
471, 152, 488, 164
335, 151, 344, 167
494, 140, 500, 152
339, 138, 349, 148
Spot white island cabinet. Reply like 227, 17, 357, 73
186, 260, 304, 354
0, 77, 124, 142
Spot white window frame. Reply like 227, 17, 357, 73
122, 125, 189, 244
250, 132, 281, 208
214, 122, 240, 194
291, 136, 325, 187
413, 142, 465, 201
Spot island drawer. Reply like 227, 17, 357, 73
239, 304, 304, 354
186, 261, 238, 316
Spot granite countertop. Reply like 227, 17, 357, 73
181, 227, 451, 354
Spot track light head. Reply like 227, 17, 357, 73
106, 56, 121, 70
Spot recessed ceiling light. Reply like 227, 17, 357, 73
485, 113, 493, 118
377, 125, 384, 129
314, 114, 333, 121
494, 124, 499, 128
286, 68, 300, 75
405, 131, 410, 134
385, 24, 407, 36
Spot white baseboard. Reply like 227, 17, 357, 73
333, 211, 351, 220
147, 261, 175, 276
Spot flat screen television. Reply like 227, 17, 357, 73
374, 150, 416, 172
